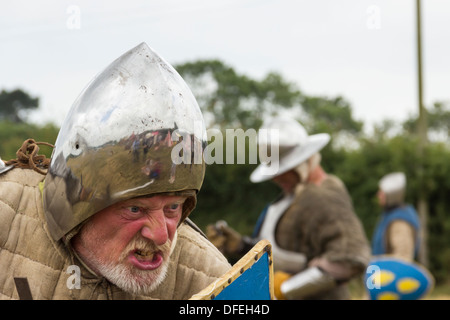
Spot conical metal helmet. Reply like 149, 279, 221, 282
43, 43, 206, 241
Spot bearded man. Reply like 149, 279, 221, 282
0, 43, 230, 300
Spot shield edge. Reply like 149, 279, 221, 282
190, 239, 274, 300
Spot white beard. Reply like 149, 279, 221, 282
76, 230, 178, 296
96, 256, 170, 295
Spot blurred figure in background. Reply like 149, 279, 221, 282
208, 117, 371, 299
372, 172, 421, 261
364, 172, 433, 301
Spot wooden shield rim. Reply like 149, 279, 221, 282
190, 239, 274, 300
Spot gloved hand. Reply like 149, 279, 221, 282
206, 220, 243, 257
273, 271, 291, 300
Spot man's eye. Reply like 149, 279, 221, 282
164, 203, 183, 216
128, 206, 141, 214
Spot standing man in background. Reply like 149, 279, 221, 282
208, 117, 371, 299
372, 172, 421, 261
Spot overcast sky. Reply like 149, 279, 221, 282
1, 0, 449, 133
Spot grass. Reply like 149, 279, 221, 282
428, 283, 450, 300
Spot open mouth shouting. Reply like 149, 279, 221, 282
129, 249, 164, 270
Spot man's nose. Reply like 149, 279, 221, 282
140, 211, 168, 246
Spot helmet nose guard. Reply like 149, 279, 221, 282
44, 43, 206, 241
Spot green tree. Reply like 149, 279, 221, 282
0, 121, 58, 160
176, 60, 301, 129
176, 60, 364, 139
404, 101, 450, 139
300, 95, 363, 135
0, 89, 39, 123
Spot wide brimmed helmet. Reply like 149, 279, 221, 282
44, 43, 206, 241
250, 117, 329, 183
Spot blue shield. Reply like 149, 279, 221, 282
190, 240, 274, 300
365, 256, 434, 300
